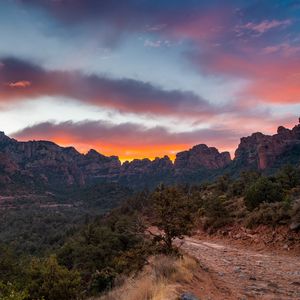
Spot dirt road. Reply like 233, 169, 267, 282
179, 237, 300, 299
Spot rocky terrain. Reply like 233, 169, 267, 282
179, 236, 300, 300
0, 121, 300, 192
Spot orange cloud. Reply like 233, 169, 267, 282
6, 80, 31, 88
190, 50, 300, 104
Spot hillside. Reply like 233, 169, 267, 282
0, 120, 300, 300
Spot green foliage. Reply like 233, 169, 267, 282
0, 245, 21, 284
0, 164, 299, 299
0, 184, 133, 256
244, 177, 283, 210
276, 165, 300, 190
89, 268, 116, 293
57, 214, 148, 294
202, 196, 230, 230
0, 207, 82, 256
228, 171, 261, 197
244, 202, 291, 228
26, 255, 81, 300
152, 186, 194, 253
0, 282, 28, 300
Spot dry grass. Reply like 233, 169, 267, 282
96, 255, 198, 300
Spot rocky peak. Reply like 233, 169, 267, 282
174, 144, 231, 171
0, 131, 13, 145
86, 149, 107, 161
235, 121, 300, 169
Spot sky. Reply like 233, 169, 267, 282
0, 0, 300, 161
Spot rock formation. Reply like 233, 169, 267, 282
234, 123, 300, 169
174, 144, 231, 172
0, 121, 299, 191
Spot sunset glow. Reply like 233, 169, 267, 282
0, 1, 299, 160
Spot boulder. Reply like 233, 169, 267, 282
180, 292, 200, 300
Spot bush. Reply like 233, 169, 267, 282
276, 165, 300, 190
244, 177, 283, 210
89, 268, 117, 294
26, 255, 81, 300
0, 282, 28, 300
290, 200, 300, 230
202, 196, 230, 231
244, 202, 290, 228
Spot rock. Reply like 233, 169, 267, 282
175, 144, 231, 171
234, 123, 300, 169
180, 292, 200, 300
0, 120, 299, 191
234, 266, 242, 273
283, 244, 289, 250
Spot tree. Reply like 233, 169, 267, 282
245, 177, 283, 210
152, 186, 194, 253
26, 255, 81, 300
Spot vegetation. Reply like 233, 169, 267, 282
244, 177, 283, 210
26, 255, 81, 300
151, 185, 194, 253
99, 255, 198, 300
0, 165, 299, 299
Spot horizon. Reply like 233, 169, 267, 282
1, 1, 300, 161
2, 121, 299, 163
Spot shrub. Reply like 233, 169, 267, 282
276, 165, 300, 190
244, 177, 283, 211
244, 202, 290, 228
202, 196, 230, 231
290, 200, 300, 230
0, 281, 28, 300
26, 255, 81, 300
89, 268, 117, 294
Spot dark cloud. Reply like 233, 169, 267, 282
12, 120, 240, 150
0, 57, 215, 118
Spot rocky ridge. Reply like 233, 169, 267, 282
234, 123, 300, 170
0, 122, 300, 191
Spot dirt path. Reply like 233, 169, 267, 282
179, 237, 300, 300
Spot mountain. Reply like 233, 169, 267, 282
0, 121, 300, 193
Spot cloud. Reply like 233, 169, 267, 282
7, 81, 31, 88
12, 120, 241, 160
237, 19, 292, 35
187, 43, 300, 104
144, 40, 162, 48
12, 113, 297, 161
0, 57, 215, 118
19, 0, 234, 46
